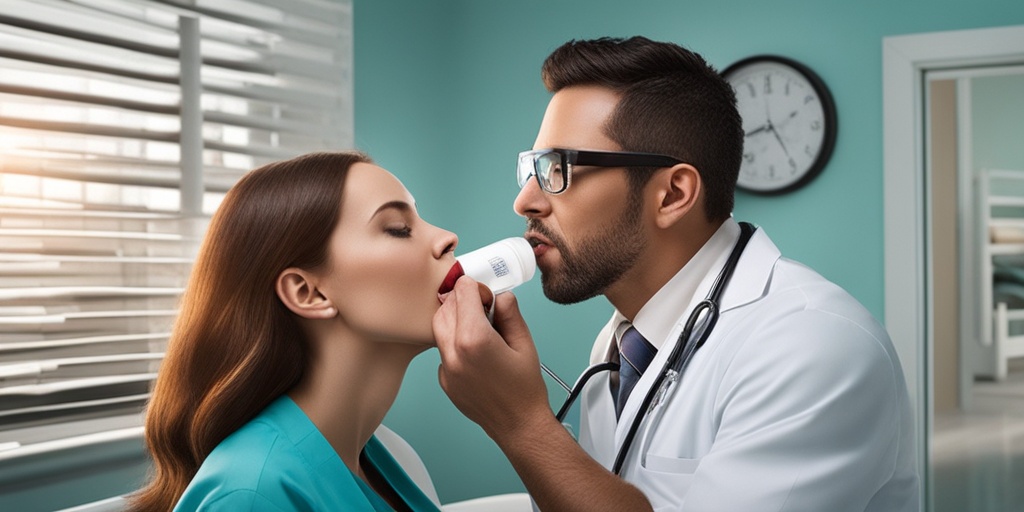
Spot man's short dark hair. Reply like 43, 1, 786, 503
541, 36, 743, 222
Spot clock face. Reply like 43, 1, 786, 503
723, 56, 837, 194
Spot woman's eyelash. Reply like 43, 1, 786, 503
385, 226, 412, 238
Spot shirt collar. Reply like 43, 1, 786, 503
619, 218, 741, 350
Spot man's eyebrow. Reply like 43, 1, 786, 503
370, 200, 413, 221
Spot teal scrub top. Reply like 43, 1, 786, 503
174, 395, 440, 511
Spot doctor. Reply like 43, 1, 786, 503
433, 36, 919, 511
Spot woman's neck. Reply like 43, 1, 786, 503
287, 328, 424, 476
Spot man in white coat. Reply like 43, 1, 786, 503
433, 36, 919, 511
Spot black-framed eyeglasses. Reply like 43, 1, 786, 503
517, 148, 683, 195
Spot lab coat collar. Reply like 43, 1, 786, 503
717, 224, 779, 313
601, 225, 781, 454
632, 220, 741, 351
588, 223, 779, 366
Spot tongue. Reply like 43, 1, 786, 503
438, 261, 465, 294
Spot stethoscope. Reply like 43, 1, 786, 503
540, 221, 757, 475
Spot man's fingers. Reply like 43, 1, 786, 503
434, 276, 498, 367
437, 364, 448, 392
453, 274, 481, 298
433, 288, 456, 347
492, 290, 520, 325
477, 281, 495, 313
492, 292, 536, 355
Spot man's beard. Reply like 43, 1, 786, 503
531, 196, 646, 304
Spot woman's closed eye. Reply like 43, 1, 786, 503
371, 200, 416, 239
385, 225, 412, 238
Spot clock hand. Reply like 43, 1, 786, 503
767, 120, 792, 159
745, 124, 770, 137
763, 100, 793, 159
776, 109, 799, 129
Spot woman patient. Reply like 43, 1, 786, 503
131, 151, 457, 511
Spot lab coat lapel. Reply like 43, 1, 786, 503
610, 228, 780, 453
717, 228, 779, 314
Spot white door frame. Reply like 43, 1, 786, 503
882, 24, 1024, 509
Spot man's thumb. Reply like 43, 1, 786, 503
492, 292, 534, 353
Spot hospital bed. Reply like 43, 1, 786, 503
978, 168, 1024, 380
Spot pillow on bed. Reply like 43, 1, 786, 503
994, 262, 1024, 286
994, 281, 1024, 308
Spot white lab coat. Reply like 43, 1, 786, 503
577, 229, 919, 511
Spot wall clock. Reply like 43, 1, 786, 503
722, 55, 837, 194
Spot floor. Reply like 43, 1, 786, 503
932, 360, 1024, 512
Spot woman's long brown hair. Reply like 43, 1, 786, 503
130, 151, 372, 511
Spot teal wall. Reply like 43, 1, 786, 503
354, 0, 1024, 504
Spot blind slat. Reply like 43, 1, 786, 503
0, 13, 177, 59
0, 310, 178, 324
0, 333, 169, 353
0, 287, 185, 301
0, 116, 179, 142
0, 85, 179, 114
0, 50, 178, 84
0, 374, 157, 396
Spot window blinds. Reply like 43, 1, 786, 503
0, 0, 352, 457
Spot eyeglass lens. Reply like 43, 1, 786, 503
535, 152, 565, 193
518, 152, 566, 193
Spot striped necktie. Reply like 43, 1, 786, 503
614, 325, 657, 419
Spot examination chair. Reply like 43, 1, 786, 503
57, 425, 531, 511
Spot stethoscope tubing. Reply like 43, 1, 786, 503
611, 299, 717, 474
610, 222, 755, 474
544, 222, 757, 475
554, 362, 620, 423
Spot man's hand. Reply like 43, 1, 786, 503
433, 275, 550, 440
433, 276, 653, 511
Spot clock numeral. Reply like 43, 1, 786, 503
768, 165, 776, 178
789, 158, 797, 171
810, 120, 822, 131
763, 76, 772, 95
805, 144, 814, 156
746, 83, 756, 98
743, 152, 754, 163
785, 81, 791, 96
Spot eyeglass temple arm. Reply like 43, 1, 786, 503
572, 151, 682, 168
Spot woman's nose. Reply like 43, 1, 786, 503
434, 227, 458, 258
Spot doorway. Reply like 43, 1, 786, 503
927, 67, 1024, 512
883, 24, 1024, 511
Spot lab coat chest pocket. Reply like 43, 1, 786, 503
633, 386, 704, 509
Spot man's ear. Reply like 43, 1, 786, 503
653, 163, 702, 229
275, 268, 336, 320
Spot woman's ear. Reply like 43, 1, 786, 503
653, 163, 702, 229
276, 268, 336, 320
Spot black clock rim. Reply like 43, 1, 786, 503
722, 54, 838, 195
